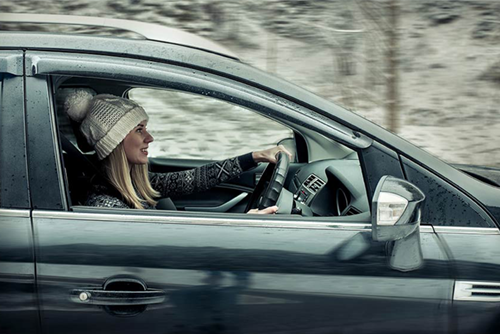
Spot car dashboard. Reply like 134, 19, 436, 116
287, 158, 369, 217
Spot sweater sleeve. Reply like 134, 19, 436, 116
149, 153, 257, 198
85, 193, 130, 209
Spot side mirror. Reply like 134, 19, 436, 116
372, 176, 425, 272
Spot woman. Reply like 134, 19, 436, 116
64, 90, 290, 214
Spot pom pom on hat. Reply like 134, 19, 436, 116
64, 89, 95, 122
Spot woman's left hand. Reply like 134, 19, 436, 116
247, 206, 278, 214
252, 145, 293, 164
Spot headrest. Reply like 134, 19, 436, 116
56, 88, 97, 153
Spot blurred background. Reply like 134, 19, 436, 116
2, 0, 500, 166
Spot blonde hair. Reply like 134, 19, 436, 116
103, 143, 160, 209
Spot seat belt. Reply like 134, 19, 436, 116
59, 133, 102, 178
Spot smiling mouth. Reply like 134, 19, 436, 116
141, 148, 148, 155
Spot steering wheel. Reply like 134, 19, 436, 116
246, 151, 290, 211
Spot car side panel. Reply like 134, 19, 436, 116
438, 230, 500, 334
0, 211, 39, 334
33, 211, 453, 334
0, 54, 40, 334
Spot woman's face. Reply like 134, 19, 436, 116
123, 120, 154, 165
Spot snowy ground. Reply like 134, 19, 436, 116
2, 0, 500, 166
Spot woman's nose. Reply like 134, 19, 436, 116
145, 131, 154, 143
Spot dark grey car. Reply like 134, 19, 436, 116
1, 14, 500, 334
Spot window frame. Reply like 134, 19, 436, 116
0, 51, 30, 209
33, 51, 371, 218
27, 49, 500, 230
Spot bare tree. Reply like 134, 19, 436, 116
356, 0, 400, 132
386, 0, 400, 133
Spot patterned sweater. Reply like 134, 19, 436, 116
85, 153, 256, 209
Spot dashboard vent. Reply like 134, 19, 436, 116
454, 281, 500, 302
345, 206, 361, 216
303, 174, 326, 193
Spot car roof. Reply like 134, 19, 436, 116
0, 13, 239, 60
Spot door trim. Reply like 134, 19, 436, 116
32, 209, 438, 233
0, 209, 30, 218
434, 226, 500, 235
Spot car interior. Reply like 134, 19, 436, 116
53, 76, 370, 221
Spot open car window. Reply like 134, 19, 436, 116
128, 88, 294, 161
53, 78, 369, 219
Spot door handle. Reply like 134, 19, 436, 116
70, 288, 166, 306
185, 192, 248, 212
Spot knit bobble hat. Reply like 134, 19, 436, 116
64, 90, 149, 160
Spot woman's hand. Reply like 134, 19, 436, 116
247, 206, 278, 214
247, 146, 291, 215
252, 145, 293, 164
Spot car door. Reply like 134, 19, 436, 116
26, 50, 454, 334
0, 51, 40, 334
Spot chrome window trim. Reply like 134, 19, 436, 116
0, 209, 30, 218
34, 210, 372, 231
33, 210, 435, 233
434, 226, 500, 235
420, 225, 433, 233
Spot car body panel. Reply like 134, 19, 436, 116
438, 230, 500, 334
0, 57, 40, 334
451, 164, 500, 187
0, 210, 40, 334
33, 210, 452, 334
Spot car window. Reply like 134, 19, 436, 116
128, 88, 294, 160
53, 78, 368, 217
